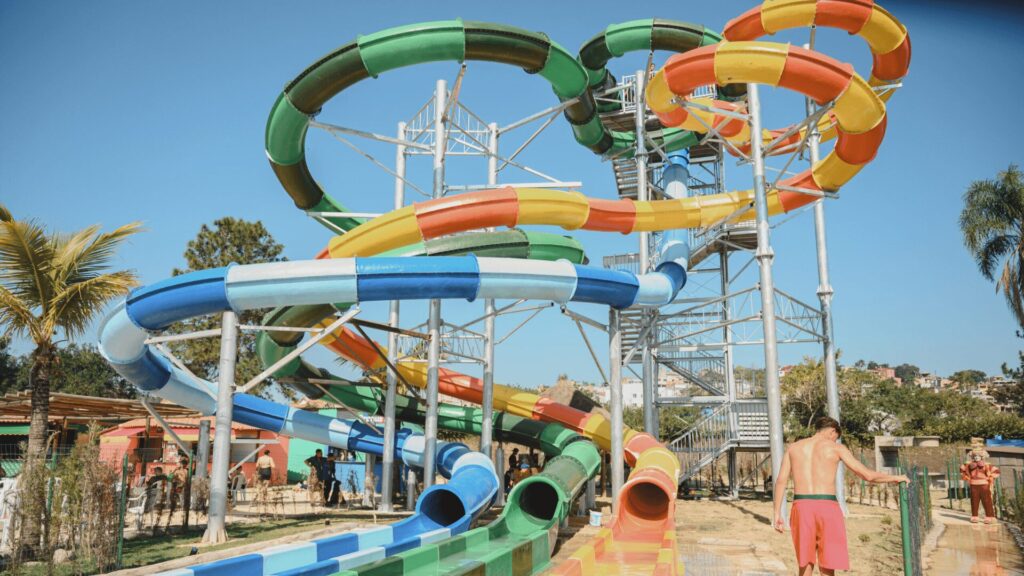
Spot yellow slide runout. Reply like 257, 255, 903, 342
634, 446, 681, 480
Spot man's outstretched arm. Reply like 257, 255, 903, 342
838, 445, 909, 484
773, 449, 791, 533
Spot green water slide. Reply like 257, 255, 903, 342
335, 438, 600, 576
313, 381, 601, 575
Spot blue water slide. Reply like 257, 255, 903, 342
660, 153, 691, 270
100, 255, 686, 576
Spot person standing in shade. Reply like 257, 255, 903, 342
305, 449, 327, 509
505, 448, 520, 494
773, 417, 908, 575
323, 453, 345, 507
255, 448, 275, 504
960, 445, 1000, 524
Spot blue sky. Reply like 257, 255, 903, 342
2, 1, 1023, 387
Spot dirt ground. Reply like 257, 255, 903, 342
675, 497, 904, 575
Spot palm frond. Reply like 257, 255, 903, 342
0, 217, 55, 307
0, 204, 11, 223
0, 286, 43, 342
45, 271, 139, 339
975, 233, 1016, 281
53, 222, 143, 286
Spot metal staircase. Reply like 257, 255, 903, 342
599, 71, 773, 489
667, 400, 770, 484
657, 349, 726, 396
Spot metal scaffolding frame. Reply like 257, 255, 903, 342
299, 69, 598, 508
180, 37, 900, 528
597, 53, 901, 497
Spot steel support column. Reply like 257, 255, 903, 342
422, 79, 447, 489
196, 420, 210, 479
494, 444, 505, 506
203, 310, 238, 544
806, 70, 845, 511
747, 83, 785, 479
380, 121, 407, 512
378, 118, 405, 508
634, 70, 658, 438
481, 122, 498, 462
609, 308, 625, 511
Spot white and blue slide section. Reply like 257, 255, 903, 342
99, 254, 686, 575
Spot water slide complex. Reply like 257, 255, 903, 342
99, 1, 909, 574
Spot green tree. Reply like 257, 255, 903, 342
893, 363, 920, 384
0, 204, 140, 551
620, 406, 698, 442
995, 352, 1024, 415
11, 343, 135, 398
0, 336, 20, 395
168, 218, 286, 398
950, 369, 987, 390
960, 164, 1024, 328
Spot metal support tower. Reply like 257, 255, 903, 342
609, 308, 625, 511
481, 122, 498, 461
805, 41, 844, 508
747, 83, 785, 478
380, 120, 406, 512
422, 79, 447, 489
634, 69, 659, 438
203, 310, 238, 544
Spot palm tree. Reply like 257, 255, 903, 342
0, 204, 141, 457
0, 204, 140, 551
961, 164, 1024, 329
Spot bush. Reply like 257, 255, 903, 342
5, 424, 120, 573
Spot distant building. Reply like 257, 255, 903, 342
874, 435, 940, 473
870, 366, 897, 381
914, 373, 943, 391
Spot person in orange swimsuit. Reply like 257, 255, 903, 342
960, 446, 1000, 524
773, 417, 909, 575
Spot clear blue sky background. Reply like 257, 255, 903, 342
2, 1, 1023, 387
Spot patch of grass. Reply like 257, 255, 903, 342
858, 533, 871, 543
881, 515, 893, 525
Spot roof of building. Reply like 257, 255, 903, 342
110, 416, 263, 432
0, 391, 198, 423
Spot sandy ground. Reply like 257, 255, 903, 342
118, 490, 908, 575
549, 495, 905, 576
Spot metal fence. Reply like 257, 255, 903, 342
898, 466, 933, 576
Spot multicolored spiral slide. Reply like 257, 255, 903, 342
99, 1, 909, 574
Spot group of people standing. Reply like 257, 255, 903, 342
304, 449, 347, 508
502, 447, 541, 494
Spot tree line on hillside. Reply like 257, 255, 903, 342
782, 357, 1024, 445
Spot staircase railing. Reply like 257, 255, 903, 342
668, 403, 733, 482
657, 348, 726, 396
668, 400, 770, 483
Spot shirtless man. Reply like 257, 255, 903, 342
773, 417, 909, 575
